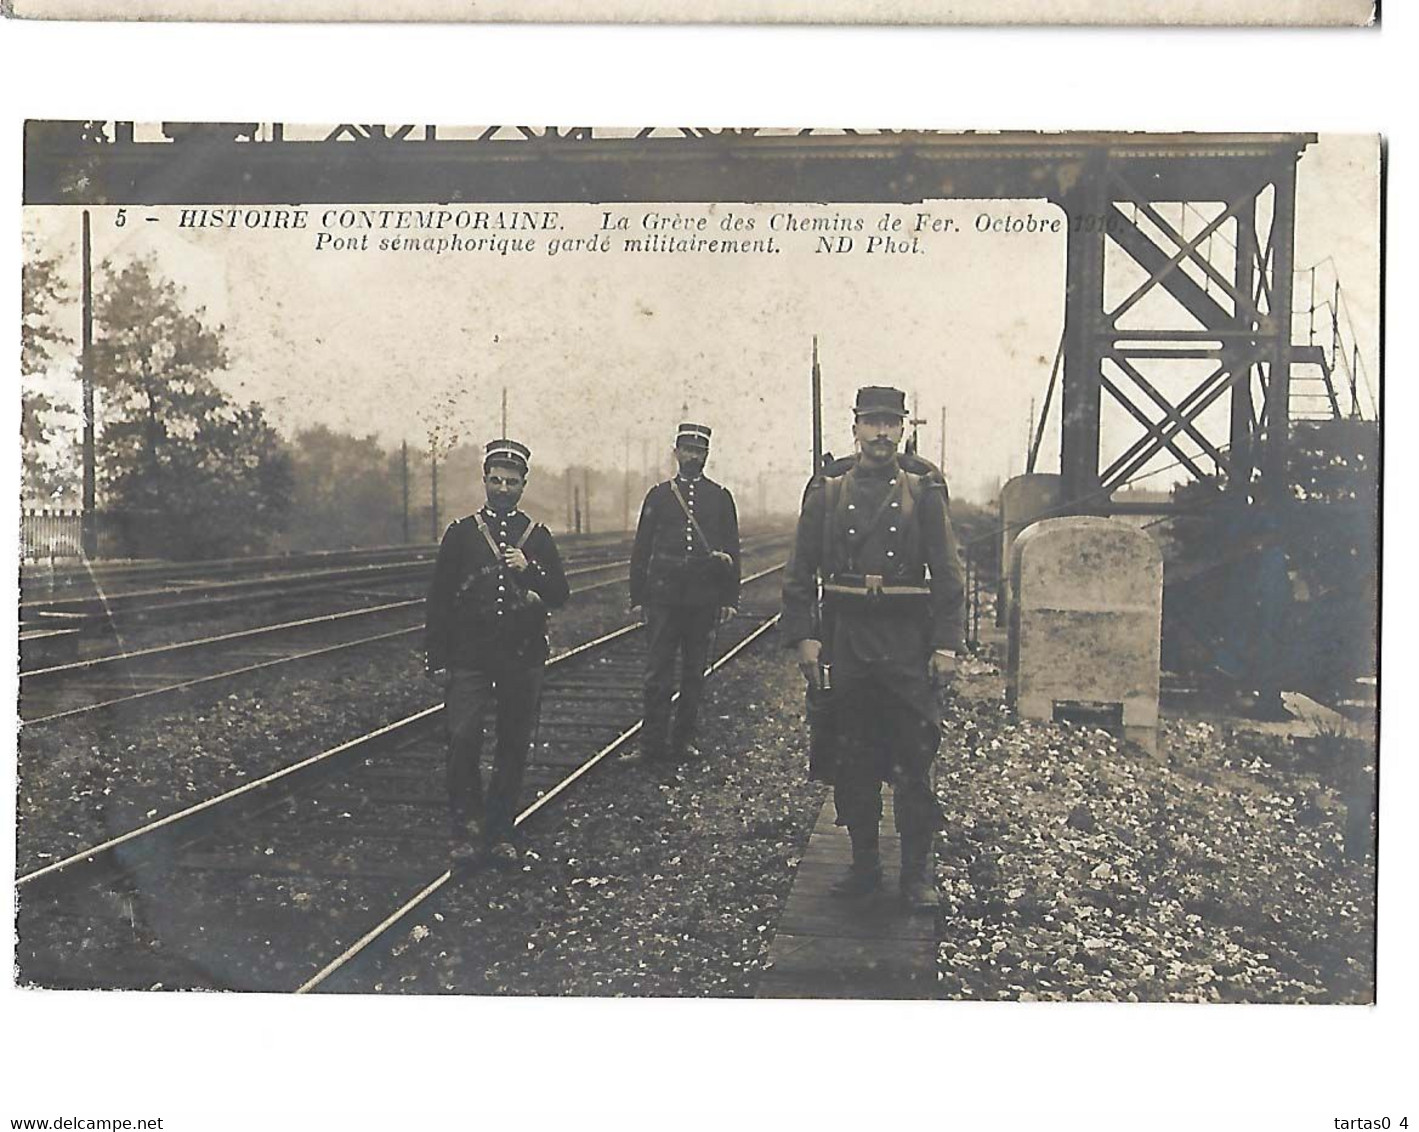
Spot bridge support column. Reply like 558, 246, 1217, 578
1060, 157, 1108, 511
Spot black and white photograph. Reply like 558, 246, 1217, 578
15, 124, 1380, 1008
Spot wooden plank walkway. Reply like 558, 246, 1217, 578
757, 795, 939, 1000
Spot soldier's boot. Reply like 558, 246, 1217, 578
669, 728, 700, 763
448, 814, 482, 871
899, 834, 940, 912
830, 828, 883, 897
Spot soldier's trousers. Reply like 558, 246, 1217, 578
832, 666, 944, 842
445, 665, 545, 843
643, 602, 718, 754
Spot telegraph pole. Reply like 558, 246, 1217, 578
400, 439, 410, 544
501, 386, 508, 438
583, 467, 593, 534
80, 210, 96, 558
907, 391, 926, 456
430, 448, 439, 542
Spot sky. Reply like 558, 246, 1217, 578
22, 133, 1380, 513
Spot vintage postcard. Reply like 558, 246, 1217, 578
17, 124, 1378, 1003
1, 0, 1380, 22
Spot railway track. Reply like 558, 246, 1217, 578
20, 540, 438, 593
18, 534, 789, 725
19, 531, 639, 603
18, 533, 642, 637
14, 564, 787, 993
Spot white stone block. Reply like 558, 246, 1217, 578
997, 473, 1063, 627
1008, 516, 1163, 754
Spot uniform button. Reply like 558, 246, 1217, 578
891, 501, 900, 509
889, 526, 897, 533
847, 503, 855, 510
887, 551, 895, 557
847, 528, 856, 535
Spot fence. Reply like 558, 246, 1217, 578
19, 509, 134, 561
963, 541, 1000, 650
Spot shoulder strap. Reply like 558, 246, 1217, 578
515, 517, 539, 550
471, 512, 503, 558
454, 518, 496, 596
898, 471, 918, 526
821, 474, 846, 568
668, 479, 713, 553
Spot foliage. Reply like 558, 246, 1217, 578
950, 497, 1000, 575
1162, 419, 1379, 694
20, 244, 76, 500
91, 257, 292, 558
282, 425, 407, 551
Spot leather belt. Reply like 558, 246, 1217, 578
824, 573, 929, 597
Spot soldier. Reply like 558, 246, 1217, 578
781, 386, 966, 910
425, 438, 570, 867
629, 422, 742, 762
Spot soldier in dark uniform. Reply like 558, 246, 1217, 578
781, 387, 966, 910
425, 439, 570, 867
629, 422, 742, 762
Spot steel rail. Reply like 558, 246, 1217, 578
24, 533, 786, 680
296, 602, 784, 994
16, 561, 787, 893
18, 535, 641, 618
21, 538, 788, 724
19, 554, 442, 616
21, 626, 425, 727
20, 529, 641, 588
18, 543, 436, 593
21, 552, 643, 680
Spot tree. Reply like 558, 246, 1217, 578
1162, 420, 1379, 699
283, 425, 404, 551
20, 245, 75, 500
91, 258, 292, 558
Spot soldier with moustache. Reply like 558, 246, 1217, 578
425, 439, 570, 867
629, 422, 742, 762
781, 386, 966, 910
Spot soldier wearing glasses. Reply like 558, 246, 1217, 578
781, 387, 966, 910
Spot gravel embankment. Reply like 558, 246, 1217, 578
354, 646, 826, 997
367, 649, 1373, 1003
936, 657, 1376, 1003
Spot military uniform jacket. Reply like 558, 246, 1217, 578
781, 455, 966, 663
425, 507, 570, 672
629, 475, 741, 608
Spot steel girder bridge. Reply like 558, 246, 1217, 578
25, 124, 1328, 514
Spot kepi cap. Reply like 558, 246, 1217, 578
853, 386, 909, 419
484, 438, 531, 474
676, 422, 712, 449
